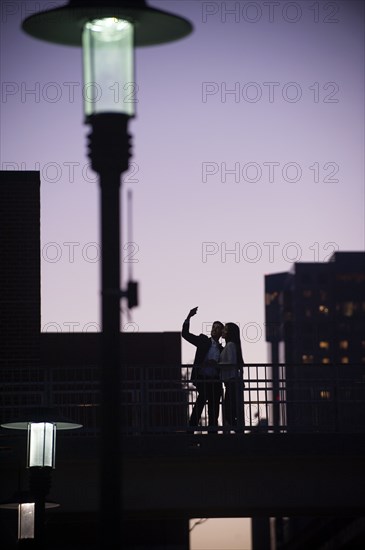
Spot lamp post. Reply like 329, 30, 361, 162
21, 1, 193, 545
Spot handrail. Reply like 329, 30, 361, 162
0, 363, 364, 435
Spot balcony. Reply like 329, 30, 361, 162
1, 364, 364, 522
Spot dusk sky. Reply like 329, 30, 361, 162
1, 0, 364, 367
1, 0, 364, 548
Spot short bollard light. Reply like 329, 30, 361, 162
1, 410, 80, 543
1, 409, 82, 469
0, 497, 36, 540
0, 491, 59, 541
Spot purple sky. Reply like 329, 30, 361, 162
1, 1, 364, 547
1, 0, 364, 368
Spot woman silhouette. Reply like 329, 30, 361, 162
219, 322, 244, 431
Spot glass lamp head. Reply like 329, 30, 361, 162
1, 407, 82, 468
82, 17, 135, 116
27, 422, 56, 468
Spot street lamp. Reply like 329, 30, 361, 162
21, 0, 193, 545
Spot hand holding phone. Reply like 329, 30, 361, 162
188, 306, 198, 318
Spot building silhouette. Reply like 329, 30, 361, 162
265, 252, 365, 549
265, 252, 365, 366
0, 171, 40, 370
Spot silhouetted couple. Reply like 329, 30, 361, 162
182, 307, 244, 433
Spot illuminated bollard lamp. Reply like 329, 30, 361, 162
2, 410, 82, 468
21, 0, 193, 545
0, 491, 59, 544
1, 409, 81, 547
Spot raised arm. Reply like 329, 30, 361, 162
182, 307, 201, 347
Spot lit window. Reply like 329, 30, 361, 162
265, 291, 278, 306
319, 341, 330, 349
320, 390, 331, 399
322, 357, 330, 364
319, 305, 329, 315
342, 302, 354, 317
302, 354, 313, 364
341, 357, 349, 364
339, 340, 349, 350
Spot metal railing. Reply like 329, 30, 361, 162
0, 363, 364, 435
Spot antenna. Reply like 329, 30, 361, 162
127, 189, 133, 282
121, 189, 138, 322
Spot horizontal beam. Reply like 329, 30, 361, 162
2, 433, 364, 518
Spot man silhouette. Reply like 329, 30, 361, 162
182, 307, 223, 431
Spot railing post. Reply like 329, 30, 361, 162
236, 366, 245, 433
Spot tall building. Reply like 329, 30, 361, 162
0, 171, 41, 370
265, 252, 365, 366
264, 252, 365, 550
